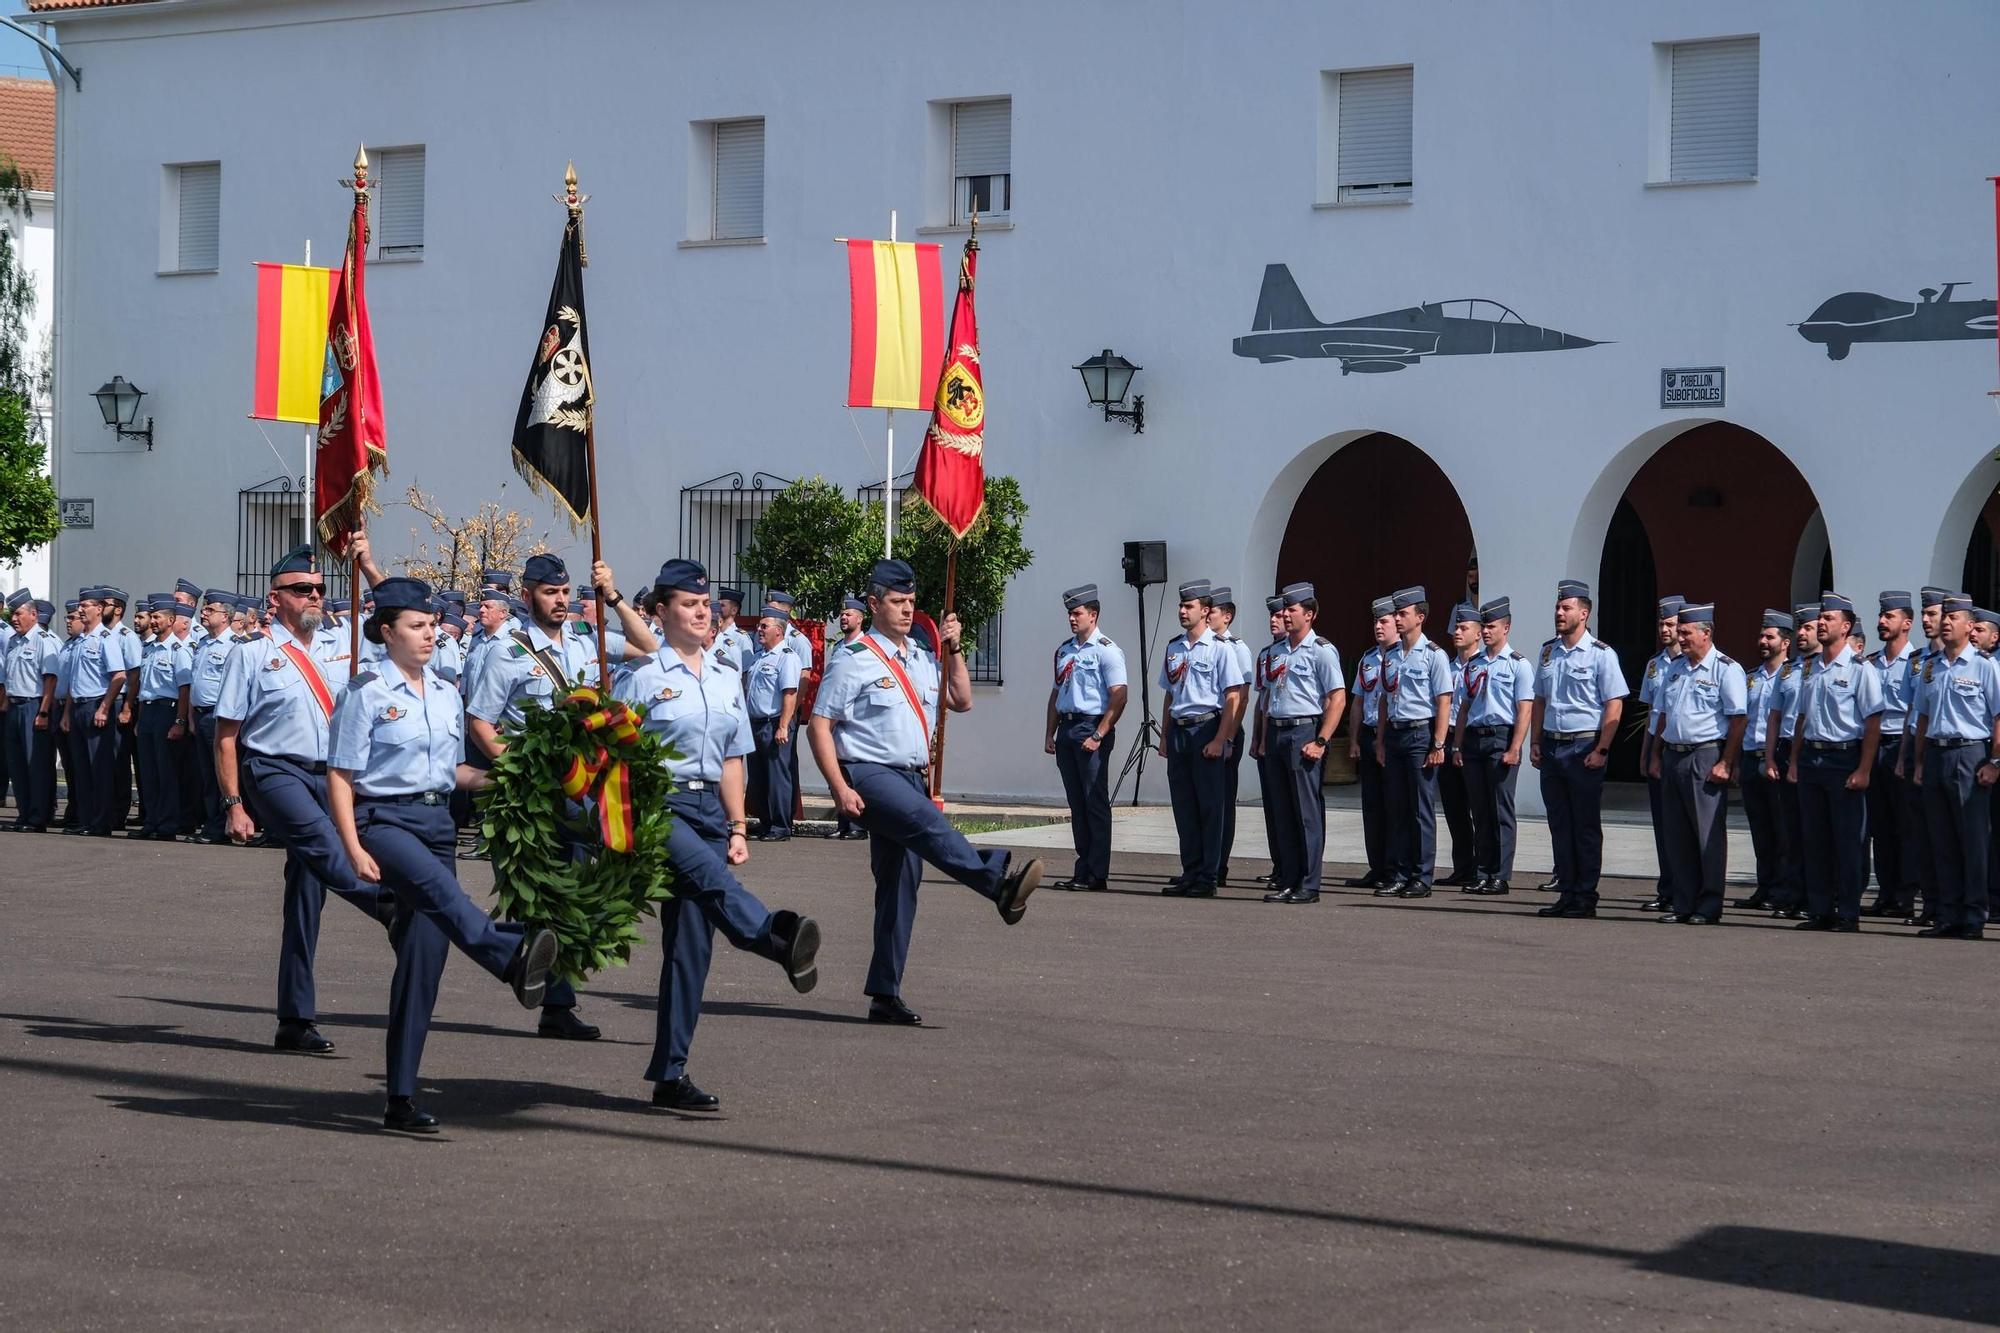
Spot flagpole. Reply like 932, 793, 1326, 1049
563, 163, 611, 689
885, 208, 898, 558
929, 539, 958, 802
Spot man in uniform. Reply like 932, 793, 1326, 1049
103, 588, 143, 832
1251, 596, 1288, 883
1862, 592, 1921, 917
1343, 597, 1396, 889
1205, 587, 1256, 884
1374, 586, 1453, 898
1532, 580, 1628, 920
53, 600, 81, 829
1452, 597, 1534, 895
186, 590, 238, 842
1257, 581, 1345, 904
806, 558, 1043, 1024
1046, 583, 1127, 891
1646, 602, 1746, 923
711, 587, 752, 673
761, 590, 815, 826
1438, 602, 1482, 886
1155, 579, 1248, 897
1787, 592, 1884, 933
2, 589, 59, 830
133, 594, 192, 840
828, 595, 869, 839
1761, 604, 1820, 918
1733, 610, 1794, 912
1636, 595, 1685, 914
1908, 592, 2000, 939
745, 607, 802, 841
66, 587, 132, 837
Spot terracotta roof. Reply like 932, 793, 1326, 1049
25, 0, 162, 11
0, 78, 53, 192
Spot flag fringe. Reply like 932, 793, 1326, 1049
315, 444, 387, 548
512, 446, 588, 532
912, 486, 984, 541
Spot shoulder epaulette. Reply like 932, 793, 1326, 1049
1716, 653, 1735, 667
780, 645, 794, 655
1099, 637, 1114, 647
843, 640, 869, 654
1541, 637, 1557, 648
1507, 649, 1524, 661
510, 642, 528, 657
348, 670, 378, 688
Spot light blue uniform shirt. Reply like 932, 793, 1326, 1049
67, 624, 130, 699
1797, 643, 1885, 742
1914, 644, 2000, 740
1383, 637, 1453, 725
4, 626, 58, 697
137, 636, 193, 702
1534, 631, 1629, 732
1743, 660, 1785, 750
431, 632, 463, 684
1159, 626, 1248, 718
783, 624, 815, 675
188, 631, 236, 709
745, 642, 802, 717
1221, 633, 1256, 697
1649, 648, 1747, 744
216, 622, 355, 762
1355, 646, 1387, 727
1054, 628, 1129, 714
466, 621, 592, 730
1867, 641, 1917, 736
814, 630, 940, 768
566, 620, 628, 687
1457, 645, 1534, 728
1638, 648, 1677, 712
1907, 646, 1941, 726
111, 623, 143, 686
1772, 659, 1807, 740
329, 665, 464, 796
53, 636, 77, 701
1263, 633, 1345, 718
714, 626, 753, 674
614, 650, 752, 784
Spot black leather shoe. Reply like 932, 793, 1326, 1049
1686, 913, 1718, 925
651, 1076, 720, 1112
273, 1023, 335, 1055
537, 1008, 601, 1040
1830, 918, 1860, 933
1638, 898, 1670, 913
757, 830, 791, 842
1050, 877, 1086, 891
1906, 913, 1937, 928
1161, 880, 1190, 896
1792, 916, 1836, 932
1917, 923, 1962, 939
1287, 890, 1322, 905
504, 928, 560, 1009
772, 911, 820, 994
1470, 880, 1511, 896
997, 858, 1043, 924
1262, 887, 1297, 903
1732, 894, 1772, 910
1443, 869, 1477, 887
1536, 877, 1562, 891
1372, 878, 1405, 897
1537, 900, 1592, 918
867, 995, 922, 1026
1252, 873, 1275, 885
1343, 873, 1383, 889
1655, 913, 1688, 924
1182, 881, 1217, 898
1081, 879, 1107, 892
1395, 882, 1433, 899
383, 1098, 439, 1134
1959, 927, 1985, 940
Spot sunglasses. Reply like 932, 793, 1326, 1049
273, 582, 326, 597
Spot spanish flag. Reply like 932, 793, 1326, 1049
845, 239, 944, 410
250, 262, 334, 423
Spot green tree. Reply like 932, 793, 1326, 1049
0, 156, 55, 564
891, 475, 1034, 647
738, 476, 877, 619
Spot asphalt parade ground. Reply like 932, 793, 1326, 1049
3, 829, 1995, 1330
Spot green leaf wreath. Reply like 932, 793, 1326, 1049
478, 687, 678, 986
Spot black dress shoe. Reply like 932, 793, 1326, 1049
1655, 912, 1688, 924
651, 1075, 720, 1112
772, 911, 820, 994
1081, 879, 1107, 892
1686, 913, 1718, 925
1537, 878, 1563, 891
273, 1023, 335, 1055
1287, 890, 1321, 905
1638, 898, 1670, 913
1538, 900, 1593, 918
1343, 874, 1383, 889
382, 1098, 440, 1134
1372, 878, 1405, 897
1792, 916, 1837, 932
997, 858, 1043, 924
1906, 913, 1936, 928
1182, 881, 1217, 898
1161, 880, 1190, 896
537, 1008, 601, 1040
1470, 880, 1512, 896
1777, 908, 1809, 920
1732, 895, 1772, 910
503, 928, 559, 1009
1253, 872, 1275, 885
757, 830, 792, 842
1395, 882, 1433, 899
1917, 923, 1962, 939
1443, 869, 1477, 887
1830, 918, 1860, 933
867, 995, 922, 1025
1262, 887, 1297, 903
1959, 927, 1985, 940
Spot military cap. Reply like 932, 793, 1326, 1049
1556, 579, 1591, 602
169, 601, 192, 619
146, 594, 175, 612
1450, 601, 1479, 625
1820, 591, 1856, 615
1976, 607, 2000, 629
441, 612, 467, 631
1657, 595, 1686, 619
1265, 595, 1285, 614
869, 560, 917, 595
174, 578, 201, 600
478, 585, 509, 606
34, 599, 53, 623
425, 596, 447, 615
77, 587, 101, 602
366, 577, 432, 614
4, 588, 28, 611
842, 595, 868, 614
760, 606, 793, 625
1479, 597, 1512, 624
574, 585, 598, 602
101, 585, 129, 604
1760, 608, 1795, 631
1279, 581, 1315, 607
1677, 602, 1715, 625
1878, 590, 1913, 612
521, 553, 567, 586
361, 589, 376, 605
716, 587, 746, 605
269, 546, 313, 578
1391, 586, 1426, 610
1941, 593, 1974, 614
1370, 596, 1396, 619
1062, 584, 1099, 610
202, 588, 233, 606
63, 599, 79, 613
1793, 602, 1821, 620
479, 569, 512, 590
506, 597, 530, 621
328, 599, 350, 615
1176, 579, 1212, 602
765, 589, 796, 608
440, 588, 467, 606
1919, 586, 1949, 608
652, 559, 710, 595
1211, 586, 1238, 609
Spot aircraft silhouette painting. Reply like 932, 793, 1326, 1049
1794, 283, 1998, 360
1232, 264, 1603, 373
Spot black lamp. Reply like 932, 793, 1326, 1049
1073, 348, 1144, 433
91, 376, 153, 449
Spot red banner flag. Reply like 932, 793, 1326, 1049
913, 237, 984, 537
315, 150, 387, 556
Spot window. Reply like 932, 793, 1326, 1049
1668, 36, 1758, 181
951, 98, 1010, 223
712, 119, 765, 240
375, 146, 425, 258
166, 162, 220, 271
1330, 67, 1413, 202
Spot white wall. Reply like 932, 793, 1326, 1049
40, 0, 2000, 802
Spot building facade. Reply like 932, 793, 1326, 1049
32, 0, 2000, 803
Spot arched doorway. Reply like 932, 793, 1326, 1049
1591, 421, 1827, 781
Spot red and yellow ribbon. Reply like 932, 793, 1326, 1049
558, 686, 643, 853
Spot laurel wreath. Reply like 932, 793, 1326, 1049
477, 693, 677, 986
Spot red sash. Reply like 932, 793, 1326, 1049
858, 635, 931, 750
278, 641, 336, 720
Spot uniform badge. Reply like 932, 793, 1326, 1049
1167, 656, 1188, 684
1923, 660, 1935, 683
1645, 660, 1658, 680
1056, 660, 1076, 685
382, 705, 405, 721
875, 677, 896, 689
529, 665, 546, 677
1539, 644, 1552, 666
267, 656, 285, 670
655, 687, 680, 702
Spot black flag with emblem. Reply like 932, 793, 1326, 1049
511, 213, 593, 527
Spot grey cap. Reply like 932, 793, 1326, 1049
1678, 601, 1715, 625
1479, 597, 1511, 624
1264, 595, 1285, 614
1556, 579, 1591, 601
1279, 581, 1315, 607
1919, 586, 1949, 608
1879, 590, 1913, 612
1177, 579, 1211, 602
1760, 608, 1795, 631
1210, 586, 1235, 608
1820, 591, 1857, 615
1976, 607, 2000, 629
4, 588, 28, 611
1450, 602, 1479, 625
1657, 595, 1686, 618
1391, 586, 1425, 610
1941, 593, 1974, 614
1794, 602, 1821, 620
1062, 583, 1099, 610
841, 595, 867, 614
1370, 596, 1395, 619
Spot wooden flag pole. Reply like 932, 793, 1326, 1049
562, 162, 610, 689
929, 539, 958, 801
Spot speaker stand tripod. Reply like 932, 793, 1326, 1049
1113, 583, 1165, 806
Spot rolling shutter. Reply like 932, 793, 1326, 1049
376, 147, 425, 256
713, 119, 765, 239
952, 99, 1010, 179
1337, 67, 1412, 199
1670, 37, 1758, 181
176, 162, 220, 270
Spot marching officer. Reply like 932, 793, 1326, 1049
613, 560, 822, 1110
1452, 597, 1534, 895
1344, 597, 1396, 889
1733, 610, 1793, 912
1046, 583, 1127, 891
1205, 588, 1256, 884
1532, 579, 1628, 920
829, 595, 869, 840
806, 557, 1044, 1025
1909, 592, 2000, 939
1645, 602, 1746, 923
1374, 586, 1452, 898
1863, 592, 1920, 917
1438, 602, 1481, 886
2, 589, 59, 830
745, 607, 802, 841
1256, 581, 1345, 904
1636, 594, 1685, 914
133, 593, 192, 840
1787, 593, 1884, 933
1155, 578, 1248, 897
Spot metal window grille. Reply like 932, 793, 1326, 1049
677, 471, 792, 612
856, 472, 1004, 684
235, 476, 351, 598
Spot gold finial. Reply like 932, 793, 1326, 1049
354, 143, 368, 175
554, 160, 590, 265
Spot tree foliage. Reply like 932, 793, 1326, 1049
397, 484, 553, 597
0, 154, 54, 564
738, 475, 879, 619
889, 476, 1034, 648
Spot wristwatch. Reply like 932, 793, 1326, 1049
1313, 735, 1332, 746
603, 590, 624, 609
221, 795, 243, 809
1089, 731, 1105, 743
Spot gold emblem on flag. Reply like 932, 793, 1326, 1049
939, 361, 983, 434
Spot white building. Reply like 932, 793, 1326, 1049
0, 73, 55, 601
30, 0, 2000, 804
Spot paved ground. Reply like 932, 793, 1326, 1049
3, 828, 1995, 1330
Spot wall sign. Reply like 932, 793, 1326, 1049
1660, 367, 1724, 408
59, 498, 93, 529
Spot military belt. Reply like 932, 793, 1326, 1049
1056, 711, 1100, 723
1803, 739, 1861, 752
1466, 723, 1511, 735
1269, 716, 1317, 728
1388, 719, 1429, 731
361, 791, 450, 806
1662, 740, 1717, 755
1172, 711, 1219, 726
1542, 729, 1596, 742
1926, 737, 1980, 750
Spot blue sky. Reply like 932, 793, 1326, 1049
0, 24, 53, 80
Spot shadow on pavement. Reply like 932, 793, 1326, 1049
1639, 1225, 2000, 1326
118, 995, 645, 1045
0, 1011, 279, 1058
587, 989, 875, 1026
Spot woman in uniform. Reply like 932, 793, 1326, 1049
327, 577, 559, 1134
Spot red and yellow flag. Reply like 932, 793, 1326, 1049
845, 239, 944, 410
250, 263, 334, 423
315, 152, 387, 556
913, 238, 985, 537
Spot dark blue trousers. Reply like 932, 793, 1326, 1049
1356, 723, 1386, 877
1165, 716, 1226, 885
1382, 723, 1439, 882
1053, 715, 1113, 883
1660, 743, 1728, 919
646, 787, 781, 1082
1460, 725, 1520, 881
1219, 733, 1245, 879
1539, 734, 1607, 904
1265, 723, 1326, 892
4, 696, 55, 826
135, 700, 179, 837
191, 709, 223, 838
242, 753, 391, 1024
1646, 769, 1675, 899
845, 760, 1009, 998
1798, 743, 1869, 923
356, 799, 524, 1098
72, 696, 116, 833
1737, 750, 1785, 896
1772, 738, 1807, 910
1866, 735, 1919, 912
749, 716, 793, 835
1438, 741, 1474, 878
1923, 744, 1989, 930
113, 709, 136, 830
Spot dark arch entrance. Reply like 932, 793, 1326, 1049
1962, 490, 2000, 607
1595, 422, 1826, 782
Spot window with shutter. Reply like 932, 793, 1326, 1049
712, 119, 764, 240
376, 147, 425, 257
176, 162, 220, 271
1670, 37, 1758, 181
951, 98, 1010, 223
1337, 68, 1412, 202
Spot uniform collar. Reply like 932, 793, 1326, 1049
1558, 629, 1599, 653
1875, 639, 1914, 663
1073, 628, 1106, 648
867, 628, 917, 661
525, 621, 560, 651
1822, 642, 1858, 669
1183, 626, 1214, 647
1758, 657, 1786, 678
